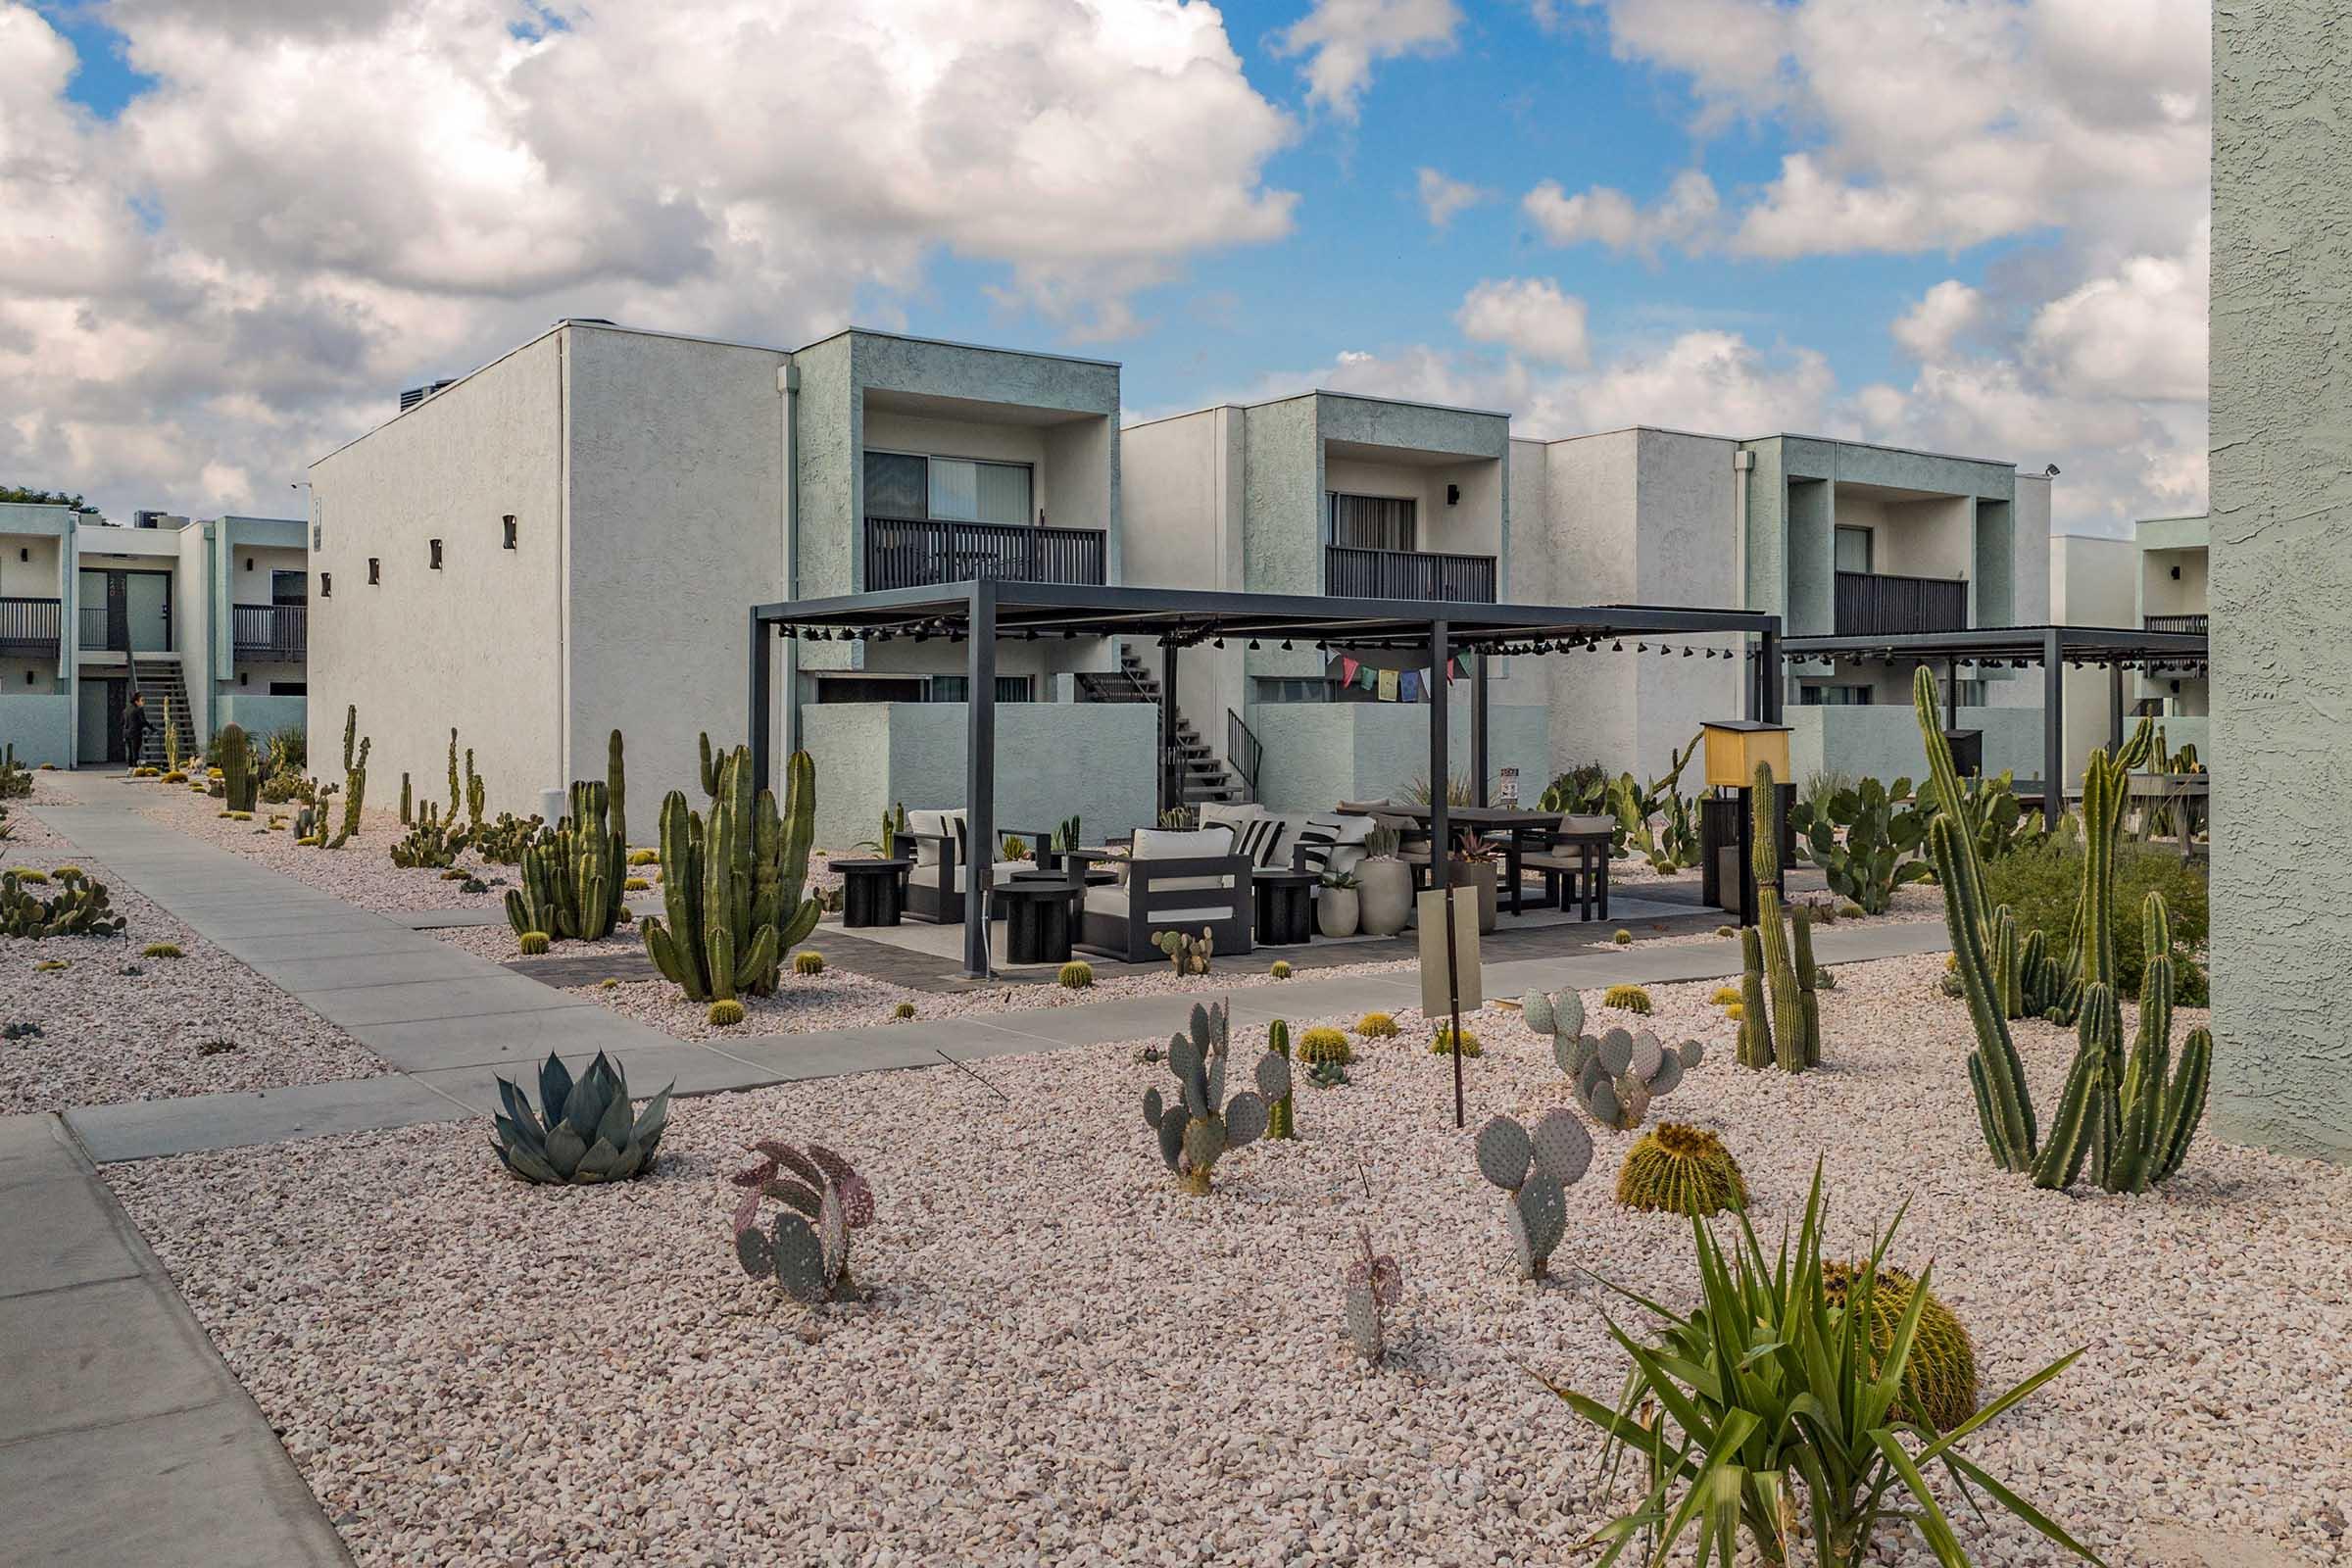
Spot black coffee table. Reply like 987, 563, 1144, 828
992, 879, 1081, 964
1253, 868, 1317, 947
833, 858, 910, 928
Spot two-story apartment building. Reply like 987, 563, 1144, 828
1508, 430, 2050, 788
307, 320, 1153, 847
0, 502, 307, 767
1121, 390, 1546, 811
2133, 514, 2208, 756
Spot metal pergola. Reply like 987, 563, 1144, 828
749, 580, 1786, 979
1779, 623, 2210, 827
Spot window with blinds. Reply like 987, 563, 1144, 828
864, 451, 1033, 525
1330, 492, 1416, 552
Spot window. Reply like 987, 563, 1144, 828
272, 569, 306, 605
1834, 525, 1874, 573
428, 539, 443, 570
269, 681, 307, 697
926, 675, 1033, 704
367, 558, 380, 585
1330, 493, 1415, 552
862, 451, 1033, 525
1798, 684, 1874, 707
502, 514, 517, 550
319, 572, 331, 598
1252, 677, 1338, 704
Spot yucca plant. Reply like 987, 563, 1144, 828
1542, 1165, 2097, 1568
490, 1053, 673, 1185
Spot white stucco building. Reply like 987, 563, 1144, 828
0, 502, 306, 767
306, 320, 1153, 845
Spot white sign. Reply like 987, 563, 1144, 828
1497, 765, 1520, 807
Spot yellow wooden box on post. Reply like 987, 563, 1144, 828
1701, 720, 1792, 791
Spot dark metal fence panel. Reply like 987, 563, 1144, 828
0, 596, 61, 656
864, 518, 1107, 590
2143, 612, 2208, 635
232, 603, 308, 660
1323, 545, 1497, 602
1833, 570, 1968, 635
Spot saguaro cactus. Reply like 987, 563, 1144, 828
217, 723, 257, 813
327, 705, 369, 849
640, 744, 820, 1002
1749, 761, 1818, 1072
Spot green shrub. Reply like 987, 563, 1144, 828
1983, 839, 2209, 1002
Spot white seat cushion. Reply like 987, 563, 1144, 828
1132, 827, 1238, 893
906, 808, 966, 868
1084, 887, 1233, 924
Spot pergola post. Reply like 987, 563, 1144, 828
1756, 626, 1784, 722
1946, 657, 1960, 731
1159, 638, 1180, 819
2041, 626, 2065, 829
748, 607, 773, 796
1430, 617, 1464, 1130
2109, 660, 2126, 754
1471, 652, 1490, 806
962, 582, 998, 978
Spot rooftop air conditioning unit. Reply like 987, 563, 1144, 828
398, 379, 458, 413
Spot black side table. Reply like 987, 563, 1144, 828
834, 858, 910, 928
1253, 868, 1317, 947
993, 880, 1078, 964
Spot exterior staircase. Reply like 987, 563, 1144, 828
1076, 647, 1244, 807
129, 657, 198, 767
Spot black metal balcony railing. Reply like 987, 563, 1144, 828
1834, 570, 1968, 636
77, 605, 112, 650
0, 596, 61, 657
2144, 612, 2208, 635
1325, 544, 1497, 603
863, 517, 1107, 591
233, 603, 308, 661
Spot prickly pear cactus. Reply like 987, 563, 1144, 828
1472, 1109, 1592, 1281
1343, 1227, 1403, 1364
1526, 988, 1701, 1132
1141, 1000, 1272, 1195
1151, 927, 1214, 977
728, 1138, 874, 1304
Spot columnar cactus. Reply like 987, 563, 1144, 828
1264, 1020, 1297, 1140
399, 771, 413, 826
640, 744, 821, 1004
1474, 1110, 1592, 1280
1749, 761, 1819, 1072
505, 729, 629, 943
729, 1140, 874, 1304
446, 728, 462, 819
464, 747, 486, 833
1737, 926, 1772, 1068
1141, 1001, 1275, 1196
218, 723, 256, 813
1343, 1227, 1402, 1364
327, 705, 369, 849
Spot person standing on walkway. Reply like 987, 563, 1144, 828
122, 691, 149, 770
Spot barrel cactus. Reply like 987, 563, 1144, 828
729, 1140, 874, 1304
490, 1053, 672, 1185
1616, 1123, 1747, 1216
1354, 1012, 1398, 1039
1141, 1000, 1276, 1196
1601, 983, 1652, 1014
1823, 1260, 1979, 1432
1343, 1227, 1403, 1364
1430, 1026, 1482, 1056
1473, 1109, 1592, 1281
1297, 1026, 1351, 1066
1058, 959, 1094, 989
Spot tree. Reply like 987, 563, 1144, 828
0, 485, 94, 512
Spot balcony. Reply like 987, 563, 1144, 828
2144, 612, 2208, 635
1834, 570, 1968, 636
864, 517, 1107, 592
77, 605, 111, 650
1325, 545, 1497, 603
233, 603, 308, 661
0, 597, 61, 658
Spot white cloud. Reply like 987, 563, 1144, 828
1271, 0, 1461, 121
1523, 170, 1720, 257
1416, 167, 1492, 228
0, 0, 1298, 520
1890, 280, 1984, 360
1455, 277, 1591, 368
2027, 220, 2209, 402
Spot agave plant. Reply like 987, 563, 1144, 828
729, 1139, 874, 1304
490, 1053, 673, 1185
1542, 1164, 2095, 1567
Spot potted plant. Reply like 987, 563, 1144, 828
1356, 824, 1411, 936
1447, 830, 1500, 933
1318, 869, 1361, 937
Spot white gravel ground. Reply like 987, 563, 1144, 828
2, 809, 386, 1112
106, 954, 2350, 1567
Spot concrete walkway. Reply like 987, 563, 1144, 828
0, 1113, 352, 1565
28, 774, 1952, 1164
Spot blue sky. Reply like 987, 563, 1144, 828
8, 0, 2208, 531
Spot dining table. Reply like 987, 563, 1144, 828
1371, 804, 1578, 917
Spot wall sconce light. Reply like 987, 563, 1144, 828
239, 671, 249, 687
368, 558, 380, 585
245, 557, 255, 571
2170, 564, 2180, 579
18, 547, 28, 563
429, 539, 444, 569
1446, 483, 1460, 506
320, 572, 331, 598
502, 514, 517, 550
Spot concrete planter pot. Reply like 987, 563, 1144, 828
1356, 858, 1411, 936
1318, 885, 1360, 938
1446, 860, 1499, 933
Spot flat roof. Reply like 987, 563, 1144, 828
755, 579, 1778, 651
